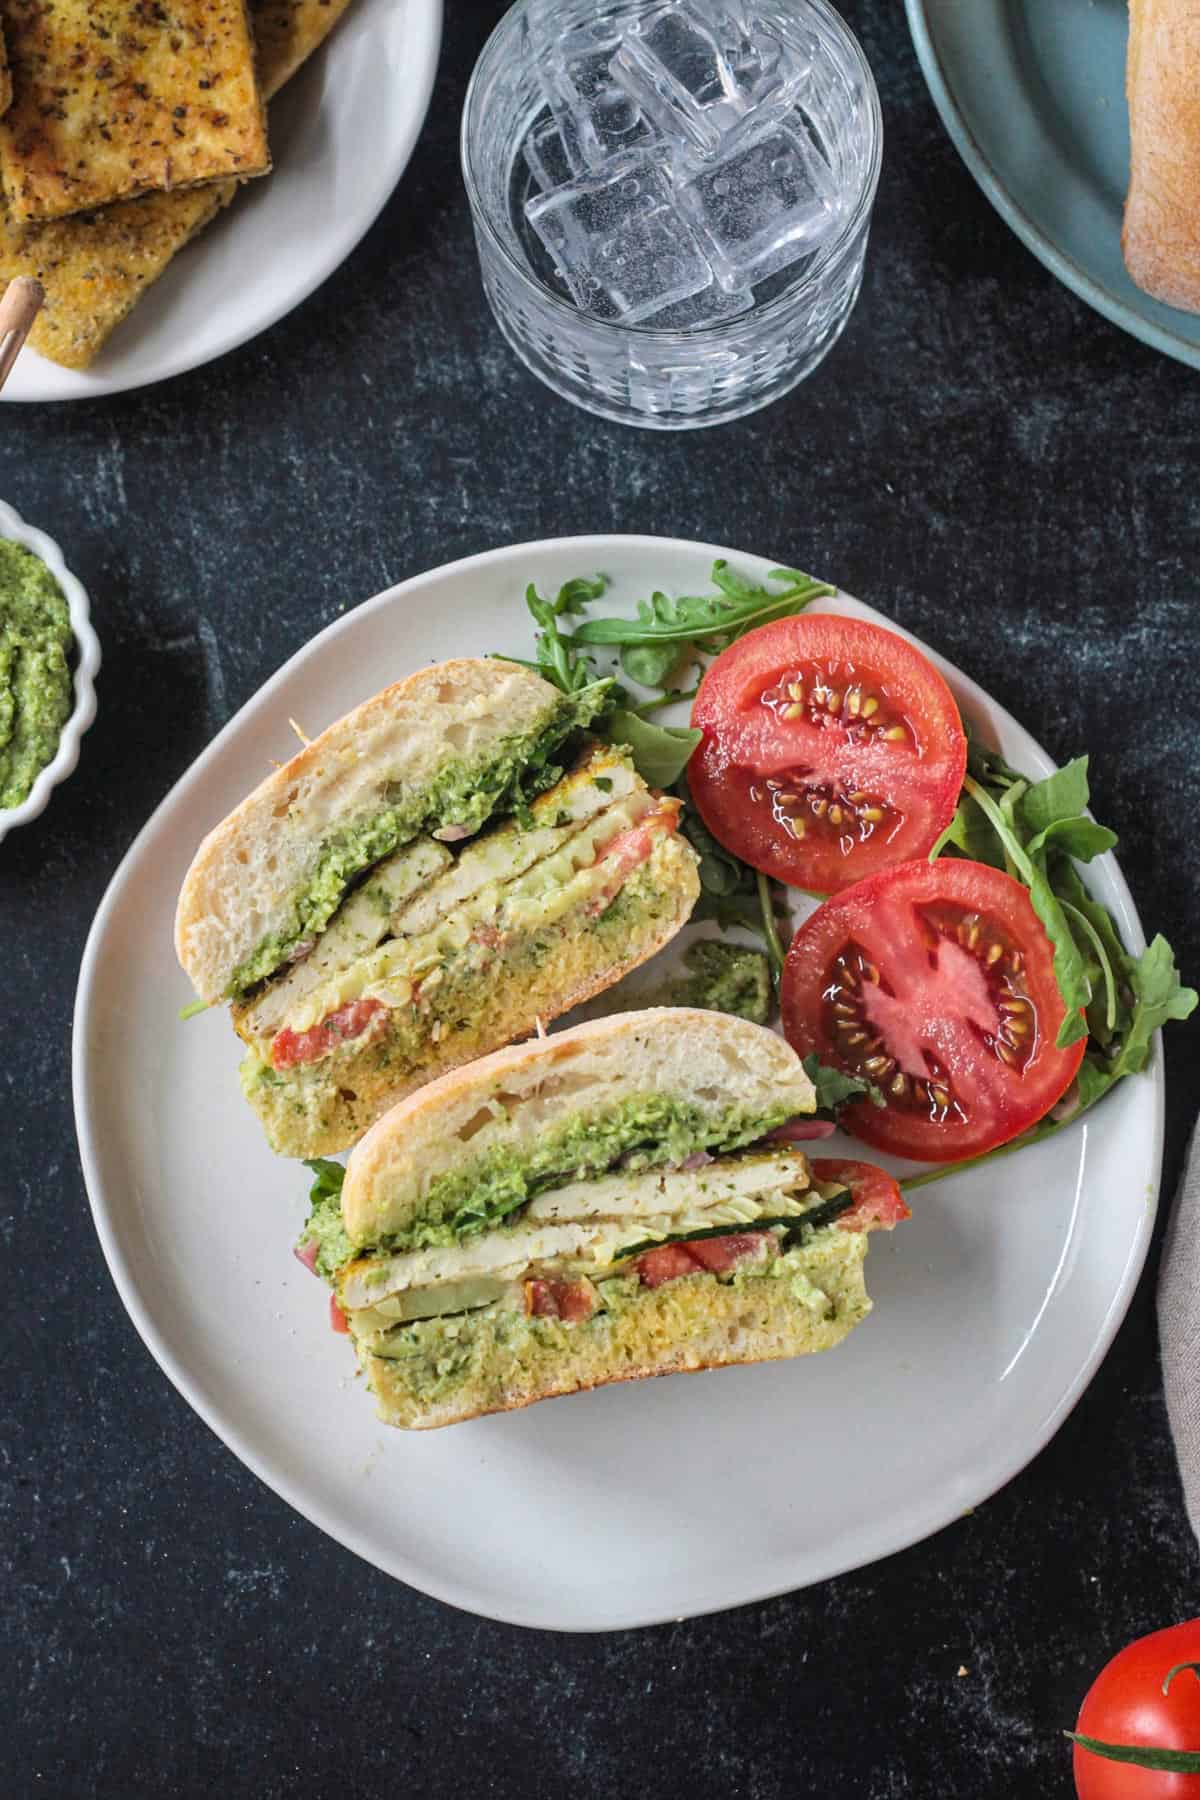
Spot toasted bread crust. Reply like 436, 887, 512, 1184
175, 659, 565, 1003
342, 1001, 812, 1243
1123, 0, 1200, 312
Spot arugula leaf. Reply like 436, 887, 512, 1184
304, 1158, 346, 1206
632, 684, 701, 717
802, 1054, 886, 1113
573, 562, 835, 657
1109, 935, 1198, 1078
928, 791, 1008, 869
691, 889, 769, 934
621, 639, 691, 690
494, 577, 608, 698
1025, 817, 1119, 862
178, 996, 211, 1021
1017, 757, 1092, 835
963, 775, 1092, 1047
607, 708, 702, 788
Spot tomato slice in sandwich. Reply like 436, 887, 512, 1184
781, 858, 1085, 1162
689, 613, 967, 893
809, 1160, 910, 1231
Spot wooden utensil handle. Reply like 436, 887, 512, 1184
0, 277, 44, 392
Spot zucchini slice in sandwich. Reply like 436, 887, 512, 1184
175, 660, 701, 1157
298, 1009, 909, 1430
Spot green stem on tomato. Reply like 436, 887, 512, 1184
1163, 1662, 1200, 1697
1067, 1732, 1200, 1773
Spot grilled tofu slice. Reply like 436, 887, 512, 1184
0, 0, 270, 224
0, 0, 353, 368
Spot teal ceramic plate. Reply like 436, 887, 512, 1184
906, 0, 1200, 368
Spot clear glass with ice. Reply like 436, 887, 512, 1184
462, 0, 882, 429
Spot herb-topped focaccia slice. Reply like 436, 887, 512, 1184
0, 0, 270, 222
176, 662, 701, 1158
0, 0, 356, 370
296, 1009, 909, 1429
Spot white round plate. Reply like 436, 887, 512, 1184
3, 0, 442, 403
73, 536, 1161, 1631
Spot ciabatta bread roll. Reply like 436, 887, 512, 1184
1123, 0, 1200, 312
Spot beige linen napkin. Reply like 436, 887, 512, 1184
1159, 1127, 1200, 1537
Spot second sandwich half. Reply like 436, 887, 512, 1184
174, 659, 701, 1157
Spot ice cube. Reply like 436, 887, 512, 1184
675, 122, 838, 291
524, 115, 576, 193
545, 28, 658, 170
640, 279, 754, 329
525, 148, 715, 324
612, 4, 741, 159
612, 3, 818, 162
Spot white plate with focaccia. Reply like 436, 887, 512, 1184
0, 0, 441, 402
72, 536, 1163, 1631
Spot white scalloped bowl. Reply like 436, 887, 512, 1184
0, 499, 100, 843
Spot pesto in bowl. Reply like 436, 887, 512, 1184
0, 538, 73, 811
0, 500, 98, 842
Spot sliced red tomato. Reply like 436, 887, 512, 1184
585, 806, 680, 917
635, 1243, 704, 1289
689, 613, 967, 893
329, 1296, 350, 1334
686, 1232, 772, 1273
809, 1159, 910, 1231
635, 1233, 771, 1287
1073, 1620, 1200, 1798
524, 1277, 599, 1322
781, 858, 1085, 1162
272, 996, 387, 1071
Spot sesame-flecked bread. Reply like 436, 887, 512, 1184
342, 1008, 816, 1245
0, 0, 269, 223
360, 1224, 874, 1430
175, 660, 571, 1004
1123, 0, 1200, 312
244, 839, 703, 1159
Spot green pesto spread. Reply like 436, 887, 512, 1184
304, 1090, 798, 1278
663, 940, 772, 1024
0, 541, 72, 811
228, 680, 610, 999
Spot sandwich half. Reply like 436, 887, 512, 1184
298, 1009, 909, 1429
175, 660, 700, 1156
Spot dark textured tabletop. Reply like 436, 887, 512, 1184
3, 3, 1199, 1795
